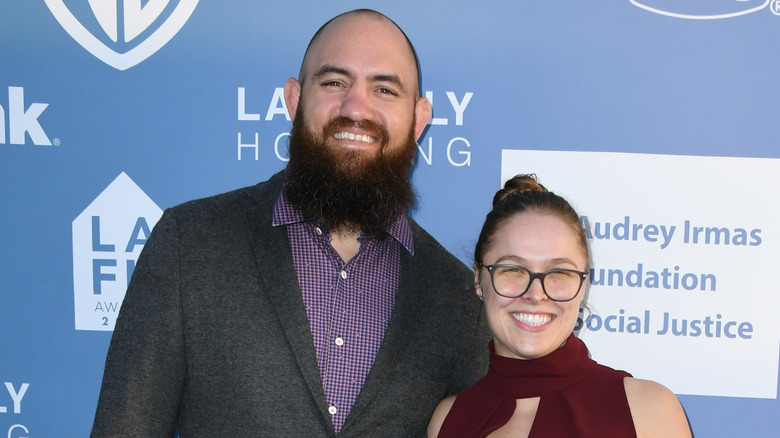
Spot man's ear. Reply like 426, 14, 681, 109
413, 96, 431, 141
284, 77, 301, 121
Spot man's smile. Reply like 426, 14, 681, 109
333, 131, 379, 143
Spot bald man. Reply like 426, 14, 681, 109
91, 9, 488, 437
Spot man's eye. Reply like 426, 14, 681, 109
377, 87, 397, 95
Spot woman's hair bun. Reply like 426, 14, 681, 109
492, 174, 548, 208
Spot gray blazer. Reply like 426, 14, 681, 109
91, 171, 489, 437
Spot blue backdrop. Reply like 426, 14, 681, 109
2, 1, 779, 436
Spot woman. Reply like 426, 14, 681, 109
427, 175, 691, 438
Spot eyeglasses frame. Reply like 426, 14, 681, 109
477, 263, 588, 302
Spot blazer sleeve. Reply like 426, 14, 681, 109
91, 209, 185, 437
452, 280, 491, 395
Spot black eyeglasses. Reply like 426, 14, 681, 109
478, 263, 588, 302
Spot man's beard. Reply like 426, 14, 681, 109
283, 112, 417, 239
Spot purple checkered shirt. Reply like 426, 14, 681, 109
272, 190, 414, 433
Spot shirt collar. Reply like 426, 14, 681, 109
272, 188, 415, 255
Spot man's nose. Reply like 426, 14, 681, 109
339, 84, 375, 122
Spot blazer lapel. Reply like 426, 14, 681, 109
343, 245, 421, 428
243, 176, 334, 433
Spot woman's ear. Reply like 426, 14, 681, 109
473, 264, 483, 301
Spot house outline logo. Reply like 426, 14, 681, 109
44, 0, 199, 71
72, 172, 163, 331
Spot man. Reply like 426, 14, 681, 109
91, 9, 488, 437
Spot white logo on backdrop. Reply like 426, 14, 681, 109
236, 87, 476, 167
631, 0, 770, 19
501, 150, 780, 399
0, 86, 52, 146
0, 382, 29, 414
73, 173, 162, 331
1, 381, 31, 438
44, 0, 199, 70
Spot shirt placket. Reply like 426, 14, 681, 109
325, 252, 358, 432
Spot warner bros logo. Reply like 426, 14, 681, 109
72, 172, 162, 331
44, 0, 199, 71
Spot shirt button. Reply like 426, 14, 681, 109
315, 227, 323, 235
328, 405, 338, 415
335, 337, 344, 346
340, 270, 347, 279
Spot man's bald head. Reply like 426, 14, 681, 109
298, 9, 422, 96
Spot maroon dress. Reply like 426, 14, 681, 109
438, 334, 636, 437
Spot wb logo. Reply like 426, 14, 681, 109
44, 0, 199, 70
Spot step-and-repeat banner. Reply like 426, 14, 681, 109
2, 1, 779, 436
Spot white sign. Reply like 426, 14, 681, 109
502, 150, 779, 399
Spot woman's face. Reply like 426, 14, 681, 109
476, 211, 587, 360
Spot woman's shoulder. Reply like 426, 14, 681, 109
427, 395, 457, 438
623, 377, 692, 438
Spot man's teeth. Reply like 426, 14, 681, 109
334, 132, 375, 143
512, 313, 552, 326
